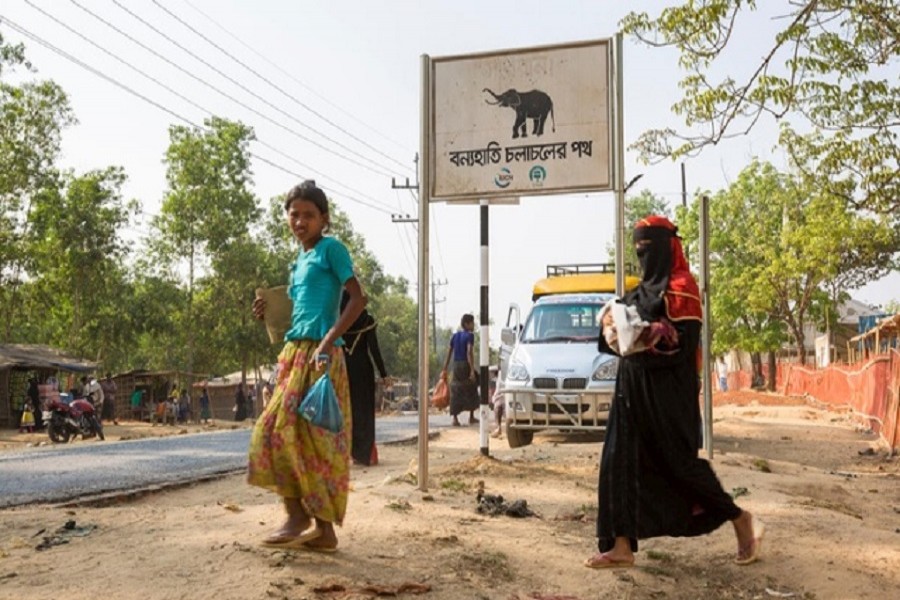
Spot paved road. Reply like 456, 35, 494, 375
0, 414, 454, 508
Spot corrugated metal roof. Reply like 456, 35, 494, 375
0, 344, 97, 372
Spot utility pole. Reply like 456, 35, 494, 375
681, 162, 687, 208
392, 153, 419, 193
430, 266, 448, 355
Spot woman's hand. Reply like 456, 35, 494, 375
643, 319, 679, 348
469, 369, 477, 381
310, 341, 332, 369
252, 296, 266, 320
381, 376, 393, 388
601, 310, 614, 328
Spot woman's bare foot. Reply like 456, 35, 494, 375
584, 552, 635, 569
732, 510, 764, 565
585, 536, 633, 568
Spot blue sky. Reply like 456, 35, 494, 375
2, 0, 896, 342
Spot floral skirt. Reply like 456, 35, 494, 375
247, 340, 352, 525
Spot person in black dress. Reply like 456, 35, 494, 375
340, 292, 389, 466
585, 215, 764, 569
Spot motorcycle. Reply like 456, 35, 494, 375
44, 396, 105, 443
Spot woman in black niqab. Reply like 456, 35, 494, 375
585, 216, 764, 569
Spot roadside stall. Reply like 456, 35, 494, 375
194, 366, 274, 421
0, 344, 97, 428
111, 370, 206, 422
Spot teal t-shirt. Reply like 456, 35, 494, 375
284, 236, 355, 343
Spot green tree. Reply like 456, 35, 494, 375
0, 33, 76, 340
623, 1, 900, 221
26, 168, 136, 359
153, 117, 259, 378
679, 161, 897, 366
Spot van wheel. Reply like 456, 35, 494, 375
506, 424, 533, 448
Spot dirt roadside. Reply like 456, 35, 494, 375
1, 393, 898, 600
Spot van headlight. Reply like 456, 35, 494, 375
591, 359, 619, 381
507, 360, 529, 381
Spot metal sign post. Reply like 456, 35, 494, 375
417, 54, 432, 490
479, 199, 490, 455
612, 32, 626, 297
699, 194, 713, 459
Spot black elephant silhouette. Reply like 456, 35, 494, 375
483, 88, 555, 139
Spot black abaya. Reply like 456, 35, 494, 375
596, 320, 741, 552
342, 314, 387, 465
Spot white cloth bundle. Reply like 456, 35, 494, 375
599, 299, 650, 356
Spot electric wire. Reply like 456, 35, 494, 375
14, 4, 396, 212
61, 0, 393, 181
178, 0, 412, 156
0, 16, 393, 215
151, 0, 413, 176
95, 0, 397, 179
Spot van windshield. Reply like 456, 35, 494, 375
520, 302, 602, 344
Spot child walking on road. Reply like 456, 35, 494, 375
248, 180, 366, 553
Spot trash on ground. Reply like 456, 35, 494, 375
218, 501, 243, 512
731, 486, 750, 499
35, 521, 96, 551
765, 588, 797, 598
475, 488, 535, 518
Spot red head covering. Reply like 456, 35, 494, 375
630, 216, 702, 322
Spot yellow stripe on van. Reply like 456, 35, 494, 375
532, 273, 640, 299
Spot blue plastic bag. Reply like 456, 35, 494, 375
298, 368, 343, 433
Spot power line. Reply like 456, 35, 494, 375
151, 0, 413, 176
98, 0, 397, 179
178, 0, 412, 156
0, 16, 393, 216
24, 2, 395, 212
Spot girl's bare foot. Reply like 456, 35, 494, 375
263, 498, 313, 544
303, 519, 338, 552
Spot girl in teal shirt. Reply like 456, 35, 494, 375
249, 180, 366, 553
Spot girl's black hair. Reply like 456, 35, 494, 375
461, 313, 475, 328
284, 180, 329, 214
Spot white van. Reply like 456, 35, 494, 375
498, 265, 638, 448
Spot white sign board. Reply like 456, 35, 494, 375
431, 39, 612, 201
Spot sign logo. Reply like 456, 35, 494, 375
529, 165, 547, 187
494, 167, 513, 188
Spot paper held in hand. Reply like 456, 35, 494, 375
600, 298, 649, 356
255, 286, 292, 344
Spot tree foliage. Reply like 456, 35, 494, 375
0, 32, 75, 340
152, 117, 260, 378
27, 168, 137, 357
678, 160, 897, 363
623, 1, 900, 220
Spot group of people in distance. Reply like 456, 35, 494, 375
247, 181, 764, 566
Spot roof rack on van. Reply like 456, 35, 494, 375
546, 263, 617, 277
533, 264, 640, 300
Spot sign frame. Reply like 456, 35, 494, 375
429, 38, 614, 202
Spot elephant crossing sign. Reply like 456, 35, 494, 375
429, 39, 613, 200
